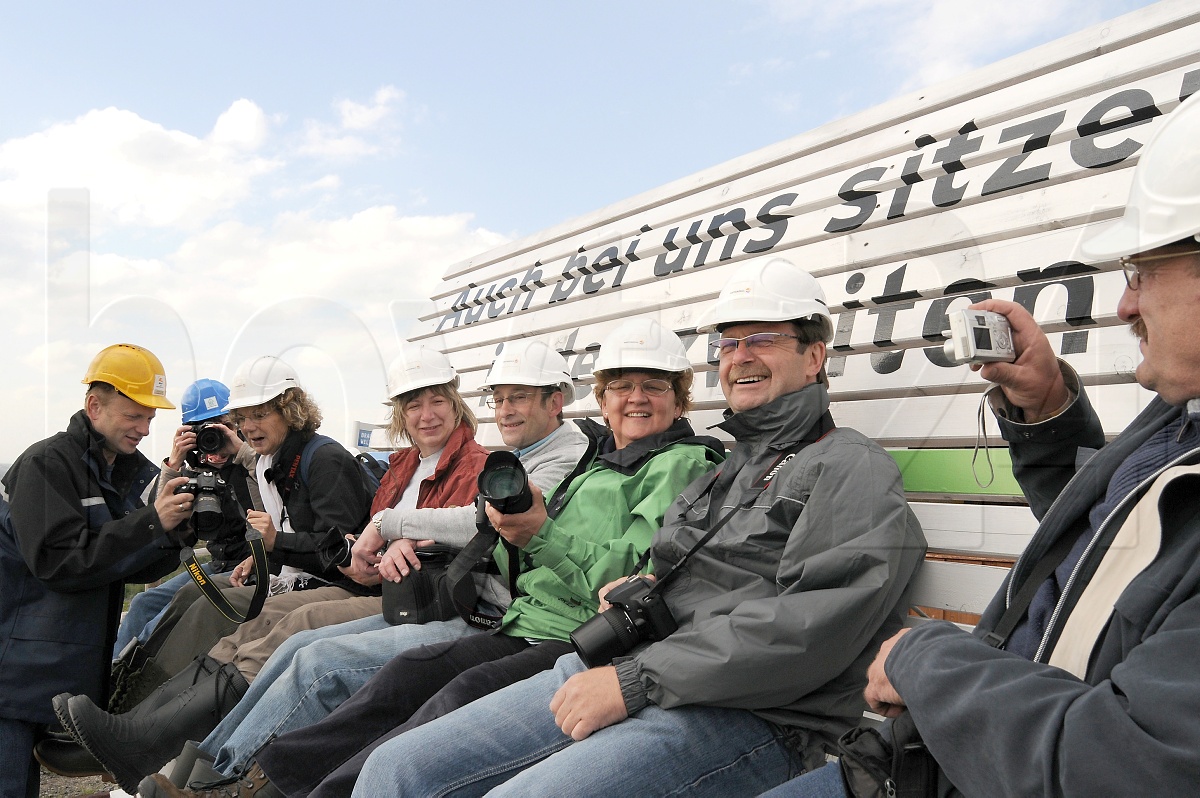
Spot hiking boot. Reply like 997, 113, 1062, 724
137, 763, 282, 798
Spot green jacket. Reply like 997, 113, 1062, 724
499, 418, 724, 642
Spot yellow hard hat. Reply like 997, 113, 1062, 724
82, 344, 175, 409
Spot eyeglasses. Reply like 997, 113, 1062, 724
231, 408, 276, 427
484, 390, 549, 409
710, 332, 801, 355
603, 378, 674, 397
1119, 249, 1200, 290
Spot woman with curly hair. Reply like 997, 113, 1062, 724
42, 356, 379, 791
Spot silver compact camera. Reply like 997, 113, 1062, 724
943, 309, 1016, 364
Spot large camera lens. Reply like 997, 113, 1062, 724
571, 606, 643, 668
192, 492, 224, 536
194, 424, 225, 455
477, 451, 533, 515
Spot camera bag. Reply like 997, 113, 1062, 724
381, 544, 463, 625
837, 711, 937, 798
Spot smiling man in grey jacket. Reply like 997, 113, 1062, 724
350, 257, 927, 797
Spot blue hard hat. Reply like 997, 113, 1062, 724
181, 379, 231, 423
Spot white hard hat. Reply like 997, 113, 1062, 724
483, 340, 576, 406
592, 318, 691, 374
694, 257, 831, 337
387, 344, 457, 399
1081, 93, 1200, 259
226, 356, 301, 410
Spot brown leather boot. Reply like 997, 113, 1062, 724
137, 762, 282, 798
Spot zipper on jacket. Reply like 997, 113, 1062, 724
1032, 443, 1200, 663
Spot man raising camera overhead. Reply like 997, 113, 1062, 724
356, 257, 928, 796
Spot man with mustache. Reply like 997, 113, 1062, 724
767, 93, 1200, 796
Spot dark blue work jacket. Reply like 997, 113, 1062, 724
0, 411, 179, 724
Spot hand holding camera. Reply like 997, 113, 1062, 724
478, 451, 546, 548
154, 475, 194, 532
965, 300, 1071, 423
164, 426, 197, 472
483, 484, 547, 548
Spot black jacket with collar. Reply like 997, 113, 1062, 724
261, 429, 375, 593
0, 411, 181, 723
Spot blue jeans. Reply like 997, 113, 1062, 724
0, 717, 38, 798
759, 762, 847, 798
202, 613, 475, 774
114, 564, 228, 658
353, 653, 806, 797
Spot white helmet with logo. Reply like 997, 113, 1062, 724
483, 340, 576, 406
387, 344, 457, 400
694, 257, 831, 339
1081, 93, 1200, 259
592, 318, 691, 374
226, 356, 301, 410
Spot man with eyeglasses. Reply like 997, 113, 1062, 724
766, 94, 1200, 797
347, 256, 926, 796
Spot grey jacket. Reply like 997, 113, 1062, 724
888, 365, 1200, 797
379, 420, 591, 611
615, 383, 927, 770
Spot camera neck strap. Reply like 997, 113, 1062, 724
644, 411, 835, 597
180, 520, 271, 624
438, 497, 520, 630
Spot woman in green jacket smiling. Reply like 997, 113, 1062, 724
186, 319, 726, 798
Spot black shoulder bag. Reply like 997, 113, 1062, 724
836, 525, 1079, 797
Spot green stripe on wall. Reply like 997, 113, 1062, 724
889, 449, 1022, 496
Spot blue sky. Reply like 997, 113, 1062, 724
0, 0, 1158, 463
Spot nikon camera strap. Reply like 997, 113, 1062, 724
181, 521, 271, 624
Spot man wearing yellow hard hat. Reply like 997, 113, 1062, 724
0, 343, 193, 797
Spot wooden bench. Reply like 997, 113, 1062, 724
895, 449, 1032, 627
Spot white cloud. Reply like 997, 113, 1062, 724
295, 85, 405, 159
0, 94, 508, 464
0, 103, 280, 232
338, 86, 405, 131
296, 120, 382, 159
210, 98, 270, 150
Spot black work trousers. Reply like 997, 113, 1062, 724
256, 631, 573, 798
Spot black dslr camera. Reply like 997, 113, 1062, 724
174, 466, 231, 538
570, 575, 678, 667
477, 451, 533, 514
188, 421, 228, 456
